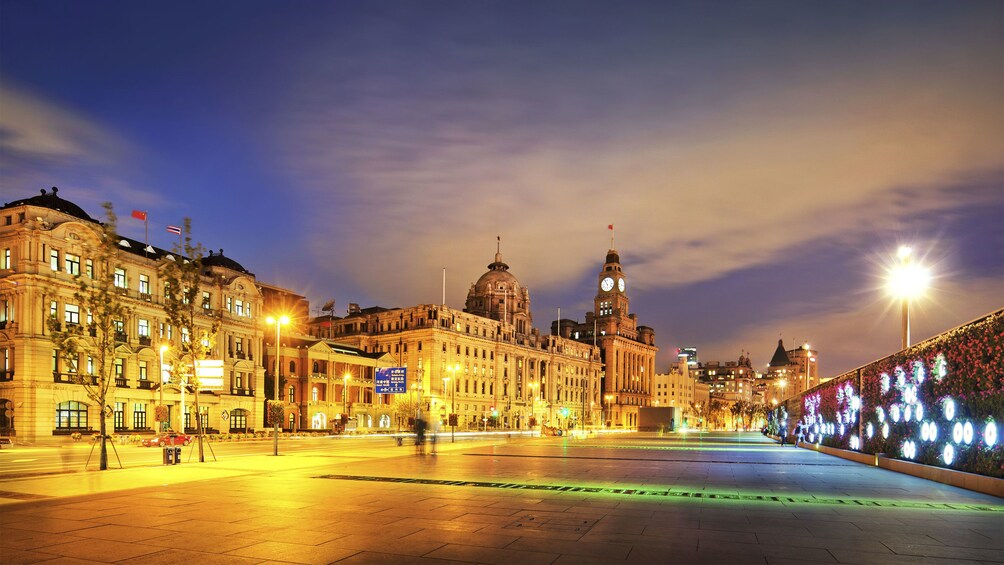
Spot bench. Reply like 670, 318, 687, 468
0, 438, 12, 448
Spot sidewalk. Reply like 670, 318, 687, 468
2, 432, 1002, 564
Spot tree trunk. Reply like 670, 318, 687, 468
99, 407, 109, 471
194, 387, 205, 462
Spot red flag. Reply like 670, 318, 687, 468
608, 224, 613, 230
131, 210, 147, 221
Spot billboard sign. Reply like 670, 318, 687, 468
375, 367, 407, 394
195, 359, 225, 390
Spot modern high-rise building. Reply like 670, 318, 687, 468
558, 246, 658, 429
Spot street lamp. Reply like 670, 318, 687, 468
528, 382, 538, 427
604, 393, 614, 428
802, 343, 812, 392
158, 345, 168, 432
266, 314, 289, 456
778, 378, 787, 401
446, 364, 459, 442
343, 372, 352, 420
887, 245, 930, 350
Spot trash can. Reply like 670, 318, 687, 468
173, 447, 182, 464
163, 446, 173, 465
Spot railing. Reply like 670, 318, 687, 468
138, 336, 152, 346
52, 372, 98, 385
115, 378, 129, 388
0, 370, 12, 382
230, 387, 255, 397
137, 380, 154, 390
114, 332, 128, 343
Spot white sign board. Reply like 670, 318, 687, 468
195, 359, 225, 390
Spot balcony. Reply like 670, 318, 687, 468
114, 332, 128, 343
235, 350, 247, 360
230, 387, 255, 397
137, 380, 154, 390
115, 378, 129, 388
138, 336, 152, 346
0, 370, 12, 382
53, 373, 98, 385
139, 292, 152, 302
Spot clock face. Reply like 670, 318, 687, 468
618, 278, 625, 292
600, 277, 614, 292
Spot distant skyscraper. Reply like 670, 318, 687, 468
679, 347, 699, 366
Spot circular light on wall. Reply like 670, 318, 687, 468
876, 407, 885, 423
881, 373, 891, 394
839, 424, 845, 436
866, 422, 874, 439
943, 444, 955, 465
915, 403, 924, 421
850, 435, 860, 450
852, 396, 861, 411
913, 361, 925, 383
891, 404, 901, 423
902, 440, 916, 459
808, 433, 815, 443
905, 405, 914, 422
895, 367, 906, 389
953, 422, 964, 444
963, 421, 974, 445
943, 398, 955, 421
921, 422, 930, 441
882, 423, 890, 439
934, 354, 948, 381
985, 420, 998, 447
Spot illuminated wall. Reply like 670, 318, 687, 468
788, 309, 1003, 478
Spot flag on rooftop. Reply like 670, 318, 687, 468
131, 210, 147, 221
166, 225, 182, 235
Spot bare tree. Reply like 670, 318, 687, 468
159, 219, 220, 462
48, 203, 131, 470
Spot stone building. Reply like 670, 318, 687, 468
765, 338, 818, 401
307, 247, 603, 430
653, 353, 698, 429
0, 188, 265, 443
558, 246, 658, 428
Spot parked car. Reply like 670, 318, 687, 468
141, 432, 192, 447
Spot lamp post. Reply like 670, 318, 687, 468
888, 245, 930, 350
778, 378, 787, 402
447, 364, 459, 442
266, 314, 289, 456
528, 381, 538, 428
604, 393, 613, 428
343, 373, 351, 421
158, 345, 168, 432
802, 343, 812, 393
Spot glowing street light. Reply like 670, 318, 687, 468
887, 245, 930, 350
158, 344, 169, 432
778, 378, 787, 401
446, 364, 459, 442
266, 314, 289, 456
343, 372, 352, 419
604, 393, 614, 428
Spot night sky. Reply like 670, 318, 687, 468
2, 1, 1001, 377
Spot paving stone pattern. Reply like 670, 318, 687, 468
1, 432, 1001, 564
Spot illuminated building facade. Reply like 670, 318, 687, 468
559, 247, 658, 429
766, 338, 818, 400
307, 248, 602, 430
653, 354, 698, 429
0, 189, 265, 443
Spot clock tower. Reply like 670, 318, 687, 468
595, 248, 630, 320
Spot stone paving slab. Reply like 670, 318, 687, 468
0, 432, 1001, 564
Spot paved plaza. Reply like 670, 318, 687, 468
1, 432, 1002, 564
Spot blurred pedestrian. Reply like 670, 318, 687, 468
414, 416, 427, 455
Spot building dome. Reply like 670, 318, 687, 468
2, 187, 94, 222
202, 248, 251, 274
464, 245, 532, 329
605, 249, 620, 264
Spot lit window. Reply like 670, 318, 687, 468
65, 253, 80, 275
139, 274, 150, 295
64, 304, 80, 325
1, 248, 10, 269
138, 319, 149, 337
50, 249, 59, 271
114, 268, 127, 289
85, 259, 93, 278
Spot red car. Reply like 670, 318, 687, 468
142, 432, 192, 447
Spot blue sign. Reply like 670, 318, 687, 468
375, 367, 407, 394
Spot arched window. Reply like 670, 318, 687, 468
229, 408, 248, 432
288, 413, 295, 430
0, 399, 13, 432
288, 360, 295, 374
287, 385, 295, 403
312, 387, 318, 402
56, 400, 88, 429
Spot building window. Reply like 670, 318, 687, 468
65, 253, 80, 275
55, 401, 88, 429
114, 402, 125, 430
50, 249, 59, 271
114, 268, 127, 289
181, 328, 189, 343
230, 408, 248, 431
138, 319, 149, 337
139, 274, 150, 295
226, 297, 232, 312
1, 248, 10, 269
312, 387, 318, 402
49, 301, 57, 319
133, 403, 147, 429
0, 299, 9, 323
235, 300, 244, 316
87, 356, 93, 375
138, 360, 148, 381
114, 358, 124, 379
235, 337, 243, 353
202, 291, 211, 310
64, 304, 80, 325
85, 259, 93, 278
288, 385, 295, 403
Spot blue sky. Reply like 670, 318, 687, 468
2, 1, 1001, 376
